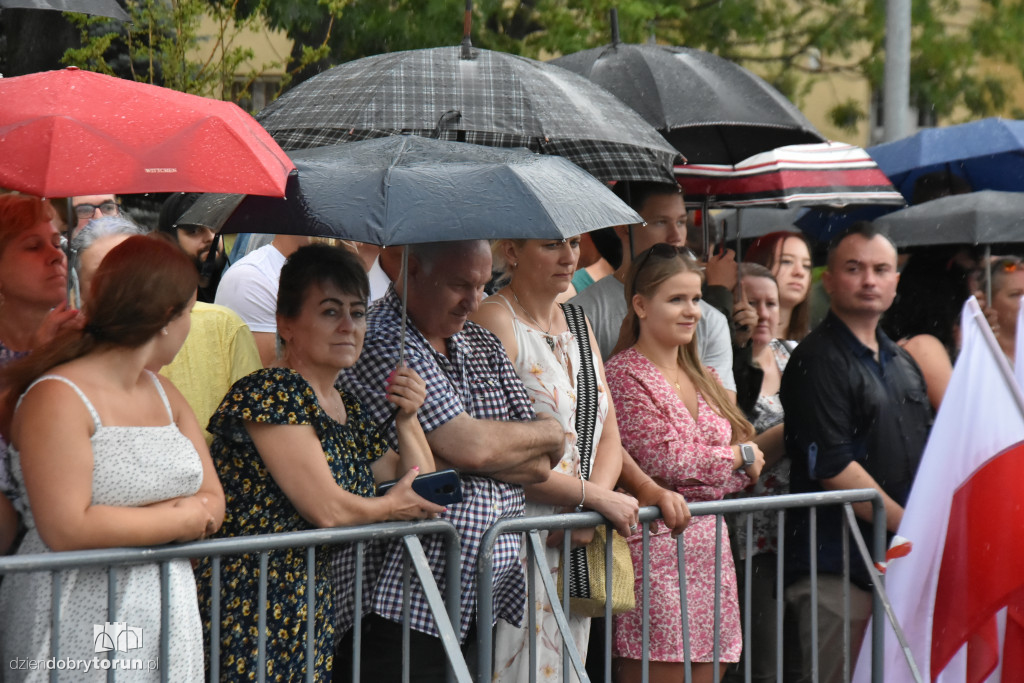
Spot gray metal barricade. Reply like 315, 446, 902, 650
477, 489, 903, 683
0, 520, 468, 683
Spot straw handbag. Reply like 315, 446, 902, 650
555, 304, 636, 618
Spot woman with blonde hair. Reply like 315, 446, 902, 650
472, 236, 640, 682
605, 244, 764, 683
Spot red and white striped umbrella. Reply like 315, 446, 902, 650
675, 141, 906, 209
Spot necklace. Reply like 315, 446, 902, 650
635, 345, 682, 390
510, 286, 558, 352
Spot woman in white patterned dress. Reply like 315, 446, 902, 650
0, 236, 224, 682
472, 237, 640, 683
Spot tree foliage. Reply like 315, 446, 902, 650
263, 0, 1024, 130
50, 0, 1024, 126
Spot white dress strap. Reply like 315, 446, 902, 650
483, 292, 518, 318
20, 374, 103, 431
146, 370, 175, 422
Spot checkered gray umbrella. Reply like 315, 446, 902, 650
256, 46, 682, 184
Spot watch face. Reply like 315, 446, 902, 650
741, 444, 755, 466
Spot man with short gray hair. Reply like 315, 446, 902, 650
335, 239, 563, 682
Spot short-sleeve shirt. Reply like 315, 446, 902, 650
569, 274, 736, 391
214, 243, 285, 334
335, 289, 533, 642
781, 311, 932, 587
197, 367, 390, 679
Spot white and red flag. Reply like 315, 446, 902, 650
854, 297, 1024, 682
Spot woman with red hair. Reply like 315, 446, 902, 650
745, 231, 813, 342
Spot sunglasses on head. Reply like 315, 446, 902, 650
997, 257, 1023, 273
634, 243, 696, 272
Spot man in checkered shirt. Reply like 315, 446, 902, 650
335, 240, 564, 681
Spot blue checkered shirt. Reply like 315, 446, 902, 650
332, 289, 530, 642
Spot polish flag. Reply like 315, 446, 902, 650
854, 298, 1024, 682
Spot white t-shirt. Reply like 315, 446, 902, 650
569, 274, 736, 392
214, 243, 286, 334
367, 255, 391, 304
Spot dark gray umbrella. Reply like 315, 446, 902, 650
550, 42, 824, 165
873, 190, 1024, 302
716, 207, 807, 240
185, 136, 643, 245
0, 0, 128, 20
873, 190, 1024, 248
254, 46, 681, 184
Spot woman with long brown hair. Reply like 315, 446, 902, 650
0, 235, 225, 681
606, 245, 764, 683
745, 231, 814, 341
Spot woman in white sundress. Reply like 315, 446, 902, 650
472, 237, 640, 682
0, 235, 224, 682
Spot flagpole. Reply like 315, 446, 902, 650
967, 296, 1024, 418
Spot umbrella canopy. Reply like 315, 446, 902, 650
0, 67, 295, 197
798, 118, 1024, 240
550, 43, 824, 165
870, 118, 1024, 196
0, 0, 128, 20
675, 142, 906, 209
715, 207, 807, 240
873, 190, 1024, 248
186, 136, 643, 245
254, 46, 681, 184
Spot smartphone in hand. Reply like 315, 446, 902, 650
376, 469, 463, 506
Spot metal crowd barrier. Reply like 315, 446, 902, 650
0, 490, 923, 683
477, 488, 914, 683
0, 520, 467, 683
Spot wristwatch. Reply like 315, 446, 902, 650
740, 443, 756, 468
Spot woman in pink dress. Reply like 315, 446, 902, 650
605, 245, 765, 683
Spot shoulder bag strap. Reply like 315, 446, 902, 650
561, 302, 598, 480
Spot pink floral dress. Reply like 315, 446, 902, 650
605, 348, 750, 663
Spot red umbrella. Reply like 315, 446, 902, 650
0, 67, 294, 197
675, 141, 905, 209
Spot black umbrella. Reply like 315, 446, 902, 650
550, 40, 824, 165
185, 136, 643, 244
254, 46, 681, 184
0, 0, 128, 20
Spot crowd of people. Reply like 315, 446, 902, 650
0, 182, 1012, 682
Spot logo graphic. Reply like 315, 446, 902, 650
93, 623, 143, 654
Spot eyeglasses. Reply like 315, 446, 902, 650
74, 200, 120, 219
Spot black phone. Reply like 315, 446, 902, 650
375, 468, 463, 506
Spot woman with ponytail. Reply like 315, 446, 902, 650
605, 245, 765, 683
0, 235, 224, 682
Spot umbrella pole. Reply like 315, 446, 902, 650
400, 247, 409, 367
985, 244, 992, 306
702, 198, 712, 262
735, 210, 743, 262
65, 197, 76, 302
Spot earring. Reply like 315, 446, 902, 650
161, 327, 168, 336
513, 262, 519, 269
